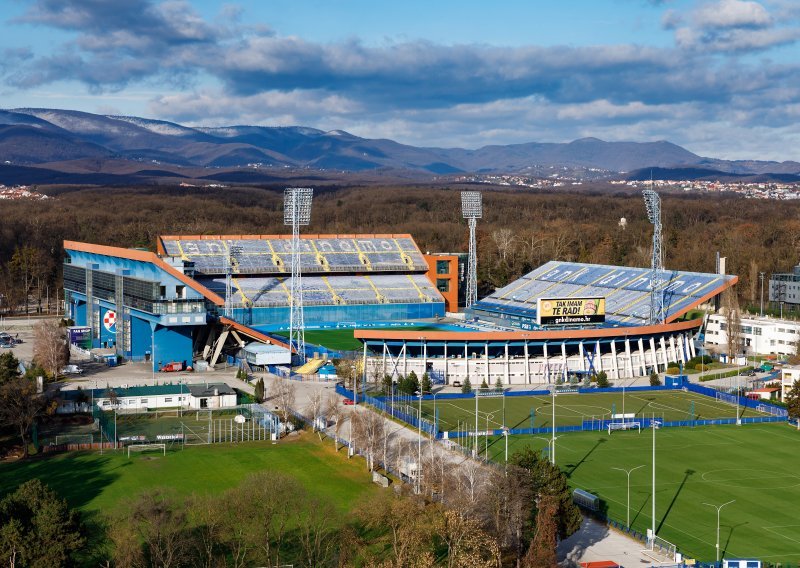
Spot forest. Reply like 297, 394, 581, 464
0, 183, 797, 314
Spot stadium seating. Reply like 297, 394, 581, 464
160, 235, 427, 275
472, 261, 735, 326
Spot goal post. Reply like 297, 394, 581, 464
127, 443, 166, 458
608, 421, 641, 434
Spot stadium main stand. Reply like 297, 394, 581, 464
158, 234, 444, 329
469, 261, 735, 328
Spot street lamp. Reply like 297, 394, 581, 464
612, 464, 646, 527
703, 499, 735, 561
416, 390, 423, 494
502, 426, 509, 464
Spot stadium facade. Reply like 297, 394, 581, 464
356, 261, 737, 384
63, 234, 446, 368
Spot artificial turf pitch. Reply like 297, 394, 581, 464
483, 423, 800, 561
419, 390, 771, 431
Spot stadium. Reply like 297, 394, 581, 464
62, 188, 736, 383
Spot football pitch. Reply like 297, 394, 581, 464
481, 423, 800, 561
276, 325, 443, 351
419, 390, 771, 432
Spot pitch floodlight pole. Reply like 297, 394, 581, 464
225, 244, 243, 318
461, 191, 482, 308
284, 188, 313, 364
643, 187, 665, 325
703, 499, 735, 562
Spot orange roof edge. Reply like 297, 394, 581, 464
64, 240, 224, 306
219, 317, 293, 353
666, 274, 738, 323
159, 233, 415, 241
354, 318, 703, 341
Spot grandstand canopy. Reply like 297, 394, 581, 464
159, 234, 427, 275
470, 261, 736, 328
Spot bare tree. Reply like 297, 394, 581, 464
269, 379, 296, 423
324, 395, 342, 449
307, 389, 324, 437
297, 498, 337, 568
492, 229, 516, 264
351, 409, 385, 471
724, 288, 742, 360
33, 319, 68, 379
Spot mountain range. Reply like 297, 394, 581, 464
1, 108, 799, 183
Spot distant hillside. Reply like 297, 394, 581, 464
626, 166, 800, 183
1, 108, 799, 182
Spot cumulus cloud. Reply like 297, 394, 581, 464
4, 0, 800, 159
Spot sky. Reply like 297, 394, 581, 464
2, 0, 800, 160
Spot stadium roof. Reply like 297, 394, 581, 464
470, 261, 737, 327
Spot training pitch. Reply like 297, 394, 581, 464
0, 434, 380, 515
481, 423, 800, 561
418, 389, 771, 432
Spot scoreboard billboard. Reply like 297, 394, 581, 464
68, 326, 92, 350
537, 298, 605, 326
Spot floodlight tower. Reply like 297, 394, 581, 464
284, 187, 313, 363
224, 244, 243, 318
461, 191, 482, 308
642, 187, 666, 324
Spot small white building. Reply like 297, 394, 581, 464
57, 382, 238, 413
705, 314, 800, 357
781, 365, 800, 400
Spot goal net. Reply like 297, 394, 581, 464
648, 534, 678, 561
54, 434, 93, 445
196, 410, 212, 421
127, 443, 166, 458
608, 422, 641, 434
715, 391, 739, 407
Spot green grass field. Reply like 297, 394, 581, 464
419, 390, 770, 431
276, 325, 443, 351
0, 434, 381, 515
477, 423, 800, 561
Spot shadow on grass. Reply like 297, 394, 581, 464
0, 451, 123, 510
657, 468, 694, 534
565, 438, 607, 478
722, 520, 748, 559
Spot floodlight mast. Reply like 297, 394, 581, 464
461, 191, 482, 308
642, 187, 665, 325
284, 187, 313, 364
224, 244, 243, 318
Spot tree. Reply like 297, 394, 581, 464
127, 491, 195, 568
523, 495, 559, 568
324, 395, 343, 450
332, 357, 358, 390
0, 378, 47, 458
0, 479, 85, 567
595, 371, 609, 388
406, 370, 420, 394
351, 409, 386, 471
649, 371, 662, 386
461, 377, 472, 394
269, 379, 296, 422
381, 373, 393, 395
786, 380, 800, 430
480, 379, 489, 390
307, 389, 324, 436
421, 372, 432, 394
0, 351, 20, 385
724, 288, 742, 361
494, 377, 503, 392
253, 377, 265, 403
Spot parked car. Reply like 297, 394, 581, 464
342, 398, 355, 405
452, 381, 462, 388
61, 365, 83, 375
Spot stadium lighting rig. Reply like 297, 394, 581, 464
284, 187, 314, 363
642, 188, 666, 325
224, 244, 243, 318
461, 191, 482, 308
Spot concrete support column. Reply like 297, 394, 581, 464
637, 338, 647, 375
504, 343, 510, 386
610, 340, 619, 381
561, 342, 568, 379
659, 336, 668, 369
543, 343, 550, 383
464, 344, 469, 382
403, 340, 408, 376
624, 338, 633, 377
524, 341, 530, 384
688, 332, 697, 358
595, 341, 603, 373
484, 342, 490, 386
669, 335, 678, 364
649, 337, 658, 372
579, 342, 586, 372
444, 342, 448, 384
422, 340, 428, 376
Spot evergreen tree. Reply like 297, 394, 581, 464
595, 371, 609, 388
461, 377, 472, 394
0, 351, 20, 385
495, 377, 504, 392
381, 374, 393, 395
254, 378, 265, 403
480, 379, 489, 390
420, 372, 432, 393
649, 372, 662, 387
406, 370, 420, 394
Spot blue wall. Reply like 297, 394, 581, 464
131, 315, 153, 359
246, 302, 445, 331
153, 325, 193, 368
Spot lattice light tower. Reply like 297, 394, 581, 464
224, 244, 243, 318
642, 188, 666, 324
461, 191, 482, 308
284, 187, 313, 363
